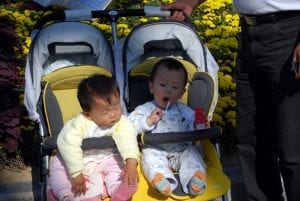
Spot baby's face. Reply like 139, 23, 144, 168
149, 66, 186, 109
86, 93, 122, 128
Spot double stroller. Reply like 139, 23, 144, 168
24, 7, 230, 201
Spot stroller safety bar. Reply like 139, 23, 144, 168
138, 126, 221, 145
43, 126, 221, 150
34, 6, 171, 29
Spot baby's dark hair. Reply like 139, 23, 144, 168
77, 74, 119, 112
150, 58, 188, 85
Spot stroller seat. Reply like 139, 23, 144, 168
41, 65, 113, 134
122, 19, 230, 200
127, 58, 230, 201
24, 20, 116, 200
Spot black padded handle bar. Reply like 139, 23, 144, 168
34, 6, 171, 29
43, 126, 221, 150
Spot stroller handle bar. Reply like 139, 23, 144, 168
43, 126, 221, 150
34, 6, 171, 29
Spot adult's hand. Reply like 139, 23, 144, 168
162, 0, 205, 21
293, 43, 300, 79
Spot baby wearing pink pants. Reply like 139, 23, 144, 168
48, 154, 137, 201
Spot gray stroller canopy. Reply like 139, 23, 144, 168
123, 21, 219, 76
122, 21, 219, 120
24, 21, 114, 121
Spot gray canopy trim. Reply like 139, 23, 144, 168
188, 71, 215, 114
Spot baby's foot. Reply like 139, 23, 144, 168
188, 170, 206, 195
151, 173, 172, 196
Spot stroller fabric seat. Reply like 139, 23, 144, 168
42, 65, 113, 132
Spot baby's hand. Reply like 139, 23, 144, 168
71, 173, 87, 197
123, 158, 139, 187
146, 108, 163, 126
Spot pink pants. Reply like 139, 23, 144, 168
48, 154, 136, 201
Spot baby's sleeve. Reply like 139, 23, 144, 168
112, 116, 140, 161
128, 104, 155, 133
57, 116, 86, 178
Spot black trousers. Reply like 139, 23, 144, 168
236, 14, 300, 201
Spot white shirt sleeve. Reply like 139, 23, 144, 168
128, 102, 156, 133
